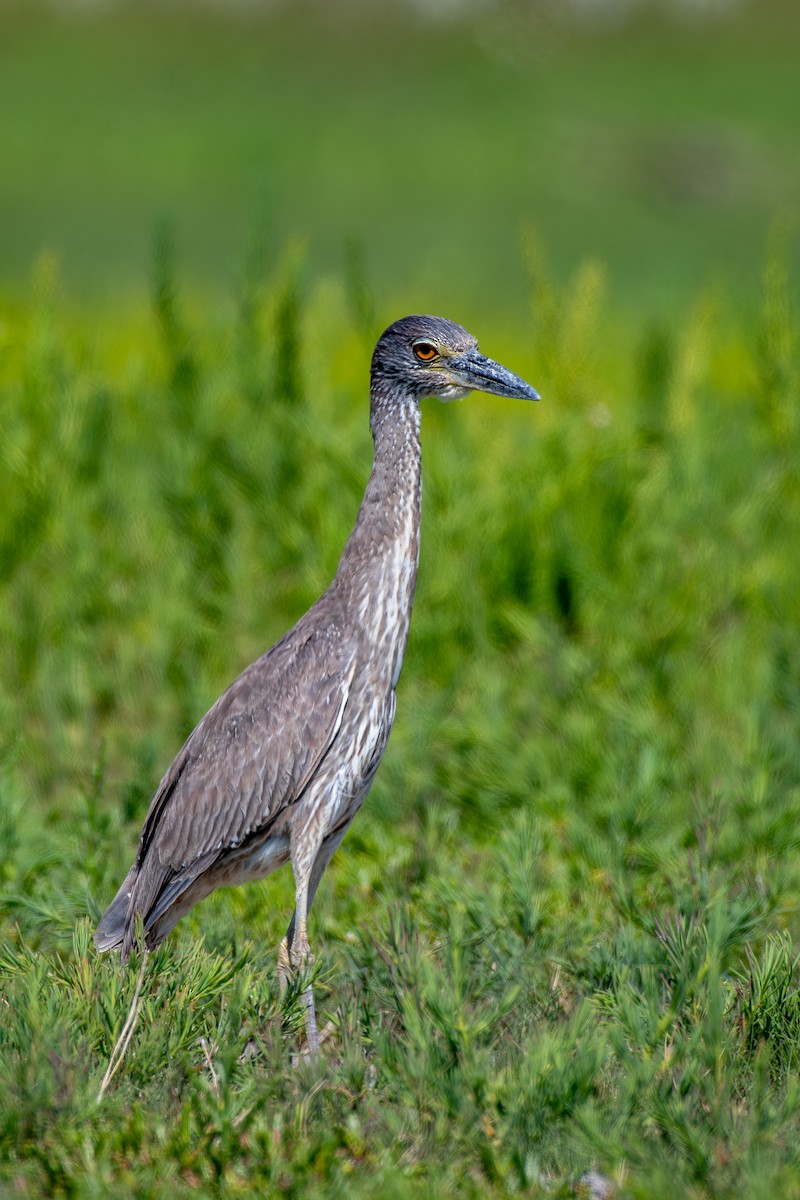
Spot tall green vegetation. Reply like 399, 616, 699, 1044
0, 237, 799, 1197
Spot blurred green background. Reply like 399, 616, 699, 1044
1, 0, 798, 320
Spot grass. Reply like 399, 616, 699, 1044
0, 227, 799, 1196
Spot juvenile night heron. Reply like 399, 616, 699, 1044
95, 315, 539, 1051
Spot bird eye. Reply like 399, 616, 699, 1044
413, 342, 438, 362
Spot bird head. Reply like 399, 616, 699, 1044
371, 315, 540, 405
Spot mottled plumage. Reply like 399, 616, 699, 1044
96, 314, 538, 1050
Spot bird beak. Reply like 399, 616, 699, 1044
445, 348, 540, 401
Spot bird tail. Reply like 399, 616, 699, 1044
94, 865, 138, 953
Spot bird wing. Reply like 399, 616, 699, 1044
128, 611, 357, 929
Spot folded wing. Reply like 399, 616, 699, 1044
95, 613, 357, 957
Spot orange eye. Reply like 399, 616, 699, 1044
413, 342, 437, 361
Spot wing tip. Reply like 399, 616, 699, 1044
94, 863, 138, 956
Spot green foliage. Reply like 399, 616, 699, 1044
1, 237, 800, 1197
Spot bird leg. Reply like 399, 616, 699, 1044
278, 830, 347, 1056
293, 916, 321, 1058
278, 829, 348, 1055
277, 928, 293, 998
277, 892, 320, 1056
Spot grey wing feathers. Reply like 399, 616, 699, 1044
94, 864, 138, 951
97, 615, 356, 954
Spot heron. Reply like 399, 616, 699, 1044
95, 314, 539, 1052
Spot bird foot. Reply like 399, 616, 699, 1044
291, 1020, 335, 1069
277, 935, 321, 1056
301, 983, 321, 1057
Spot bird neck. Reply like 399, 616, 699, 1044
333, 396, 422, 670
